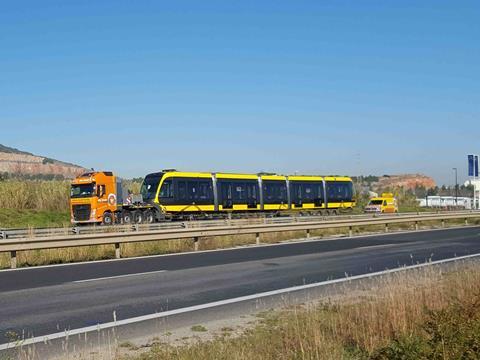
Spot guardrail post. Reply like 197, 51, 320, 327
385, 223, 389, 233
256, 232, 260, 245
10, 251, 17, 269
306, 229, 310, 238
348, 226, 353, 237
115, 243, 121, 259
441, 219, 445, 228
194, 237, 199, 251
415, 221, 419, 231
465, 218, 468, 226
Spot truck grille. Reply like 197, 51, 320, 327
73, 204, 91, 221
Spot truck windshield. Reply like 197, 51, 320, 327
369, 200, 383, 205
71, 183, 95, 198
140, 174, 163, 201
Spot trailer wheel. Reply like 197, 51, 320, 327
144, 210, 155, 224
122, 211, 132, 224
102, 212, 113, 225
133, 210, 143, 224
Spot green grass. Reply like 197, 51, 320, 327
0, 208, 70, 228
191, 325, 208, 333
398, 205, 429, 213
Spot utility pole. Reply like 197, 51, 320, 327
453, 167, 458, 206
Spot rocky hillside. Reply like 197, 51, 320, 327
375, 174, 436, 191
354, 174, 437, 197
0, 144, 87, 179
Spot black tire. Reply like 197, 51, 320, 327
102, 212, 113, 225
144, 210, 155, 224
133, 210, 143, 224
122, 211, 132, 224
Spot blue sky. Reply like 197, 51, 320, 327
1, 1, 478, 185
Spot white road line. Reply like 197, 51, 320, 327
1, 252, 479, 351
73, 270, 167, 283
2, 225, 478, 273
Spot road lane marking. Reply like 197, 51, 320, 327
73, 270, 167, 283
1, 252, 479, 351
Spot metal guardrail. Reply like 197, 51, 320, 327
0, 210, 468, 240
1, 211, 480, 269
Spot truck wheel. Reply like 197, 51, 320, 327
133, 210, 143, 224
122, 211, 132, 224
144, 210, 155, 224
103, 212, 113, 225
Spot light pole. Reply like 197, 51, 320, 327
452, 167, 458, 206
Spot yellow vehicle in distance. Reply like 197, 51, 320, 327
365, 193, 398, 214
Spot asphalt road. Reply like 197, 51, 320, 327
1, 226, 480, 344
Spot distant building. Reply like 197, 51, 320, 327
417, 196, 473, 209
464, 179, 480, 210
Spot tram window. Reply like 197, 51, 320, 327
246, 182, 258, 201
197, 180, 213, 202
263, 181, 287, 204
177, 181, 187, 201
187, 181, 197, 202
219, 181, 232, 201
233, 182, 246, 201
291, 183, 302, 201
303, 183, 313, 200
159, 180, 173, 198
326, 181, 353, 202
218, 179, 259, 204
290, 181, 324, 203
316, 183, 324, 198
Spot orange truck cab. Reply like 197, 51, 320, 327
70, 171, 155, 225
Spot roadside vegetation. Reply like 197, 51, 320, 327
0, 180, 71, 228
119, 261, 480, 360
0, 180, 70, 212
0, 208, 69, 228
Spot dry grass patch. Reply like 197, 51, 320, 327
0, 180, 70, 212
120, 262, 480, 360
